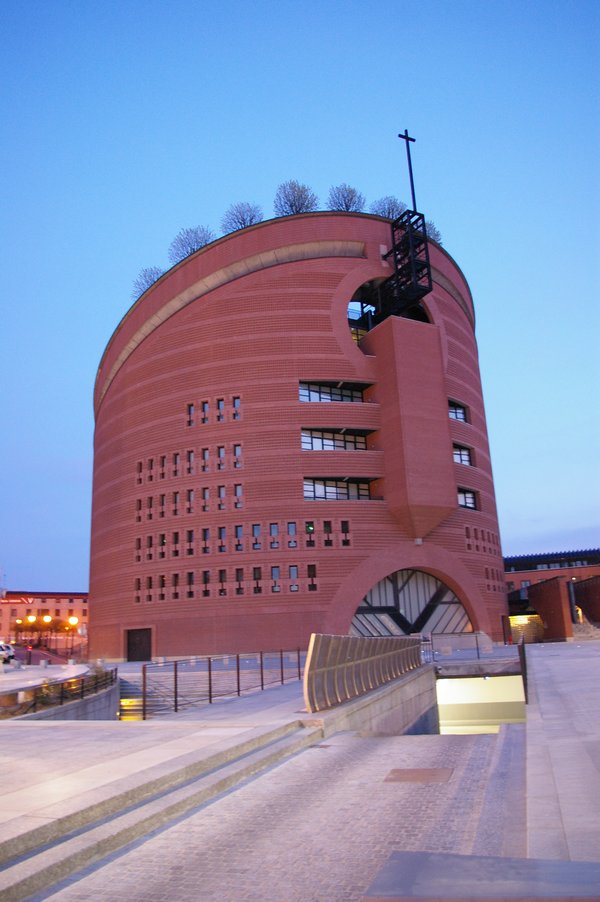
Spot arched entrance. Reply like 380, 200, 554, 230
351, 569, 473, 637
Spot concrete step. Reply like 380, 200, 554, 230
0, 721, 323, 901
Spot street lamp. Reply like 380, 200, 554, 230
27, 614, 37, 644
67, 617, 79, 654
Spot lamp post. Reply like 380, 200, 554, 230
42, 615, 52, 651
27, 614, 37, 644
67, 617, 79, 655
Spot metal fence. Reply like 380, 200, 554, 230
420, 632, 520, 664
141, 649, 305, 719
0, 668, 118, 719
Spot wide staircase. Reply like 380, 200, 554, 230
0, 717, 323, 901
118, 673, 175, 720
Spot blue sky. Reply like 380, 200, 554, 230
1, 0, 598, 591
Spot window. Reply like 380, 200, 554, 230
252, 524, 261, 549
201, 400, 209, 423
218, 569, 227, 596
233, 444, 242, 468
453, 445, 472, 466
232, 396, 241, 420
271, 566, 281, 592
235, 524, 243, 550
216, 398, 225, 421
172, 531, 180, 556
202, 486, 209, 511
218, 485, 226, 509
158, 574, 166, 600
341, 520, 351, 546
159, 533, 166, 558
159, 494, 166, 517
217, 446, 225, 469
234, 483, 243, 508
235, 567, 244, 595
303, 478, 371, 500
186, 450, 195, 474
299, 382, 366, 403
159, 455, 166, 478
186, 529, 194, 554
202, 528, 210, 553
253, 567, 262, 593
458, 489, 478, 510
187, 403, 195, 427
218, 526, 226, 551
136, 461, 143, 484
324, 520, 333, 546
448, 400, 468, 422
289, 565, 299, 591
186, 571, 195, 598
287, 521, 297, 548
172, 491, 180, 515
146, 535, 153, 560
269, 522, 279, 548
173, 453, 180, 476
186, 489, 194, 513
146, 496, 153, 519
202, 570, 210, 597
305, 521, 315, 546
301, 429, 368, 451
307, 564, 317, 591
147, 458, 154, 481
201, 448, 209, 471
135, 537, 142, 562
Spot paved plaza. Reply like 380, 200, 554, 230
0, 642, 598, 900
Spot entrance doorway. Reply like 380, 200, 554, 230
126, 628, 151, 662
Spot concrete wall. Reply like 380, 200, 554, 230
306, 665, 438, 737
16, 683, 120, 721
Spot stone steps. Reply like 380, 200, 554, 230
0, 720, 323, 901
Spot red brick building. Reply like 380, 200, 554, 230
89, 212, 507, 661
1, 591, 88, 651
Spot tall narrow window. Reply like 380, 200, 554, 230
218, 526, 226, 551
136, 461, 143, 484
158, 574, 166, 600
172, 531, 180, 556
232, 396, 241, 420
159, 494, 166, 518
202, 570, 210, 597
341, 520, 351, 546
186, 529, 194, 555
147, 458, 154, 481
218, 485, 226, 510
287, 521, 297, 548
289, 565, 299, 592
202, 527, 210, 553
146, 496, 153, 519
269, 522, 279, 548
324, 520, 333, 546
146, 535, 153, 560
253, 567, 262, 594
233, 444, 242, 468
201, 448, 209, 472
186, 489, 194, 513
172, 572, 180, 599
159, 533, 166, 558
187, 403, 195, 427
307, 564, 317, 591
235, 524, 243, 550
216, 398, 225, 421
172, 453, 180, 477
159, 455, 166, 479
218, 569, 227, 596
271, 566, 281, 593
252, 524, 261, 549
186, 449, 195, 474
202, 486, 209, 511
172, 491, 180, 515
217, 446, 225, 470
186, 571, 195, 598
234, 483, 243, 508
201, 400, 209, 423
235, 567, 244, 595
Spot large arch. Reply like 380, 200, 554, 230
323, 543, 492, 638
351, 568, 472, 637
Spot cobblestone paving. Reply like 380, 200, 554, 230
37, 731, 506, 902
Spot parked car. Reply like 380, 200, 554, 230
0, 643, 15, 663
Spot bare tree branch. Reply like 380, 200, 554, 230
369, 196, 407, 219
273, 180, 319, 216
131, 266, 164, 300
168, 226, 216, 265
327, 183, 365, 212
221, 202, 263, 233
425, 220, 442, 244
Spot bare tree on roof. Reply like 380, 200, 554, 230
327, 183, 366, 212
369, 196, 407, 219
273, 180, 319, 216
168, 226, 216, 265
425, 220, 442, 244
131, 266, 164, 300
221, 202, 263, 233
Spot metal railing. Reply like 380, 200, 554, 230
420, 632, 520, 663
0, 668, 118, 719
303, 634, 423, 713
141, 649, 305, 719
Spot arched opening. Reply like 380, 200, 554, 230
347, 278, 430, 345
350, 568, 473, 637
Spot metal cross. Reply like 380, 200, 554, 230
398, 129, 418, 212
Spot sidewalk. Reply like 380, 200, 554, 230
0, 641, 598, 900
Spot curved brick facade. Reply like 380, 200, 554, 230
89, 212, 507, 660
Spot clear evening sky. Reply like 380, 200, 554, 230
1, 0, 598, 591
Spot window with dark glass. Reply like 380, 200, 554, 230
299, 382, 366, 403
301, 429, 368, 451
303, 479, 371, 500
453, 445, 472, 466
